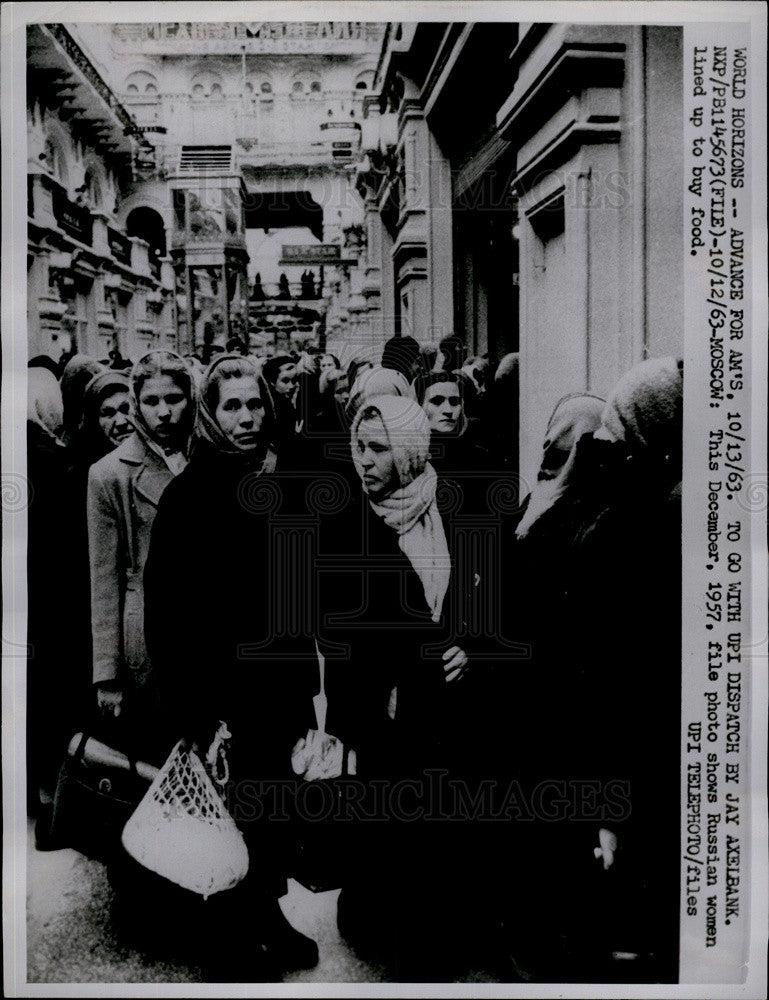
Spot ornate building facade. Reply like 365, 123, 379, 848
27, 23, 175, 363
27, 20, 385, 362
105, 20, 384, 356
354, 22, 684, 481
27, 19, 684, 481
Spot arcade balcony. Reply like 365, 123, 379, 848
27, 24, 147, 165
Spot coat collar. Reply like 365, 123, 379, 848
116, 432, 148, 466
117, 432, 174, 506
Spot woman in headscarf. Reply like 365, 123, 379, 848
484, 392, 608, 979
345, 349, 376, 393
87, 350, 195, 761
60, 353, 103, 448
55, 370, 136, 752
68, 369, 133, 494
561, 357, 683, 980
515, 392, 606, 540
319, 394, 496, 979
500, 361, 683, 981
27, 369, 71, 816
143, 355, 320, 979
345, 362, 417, 423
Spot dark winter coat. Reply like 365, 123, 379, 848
143, 442, 319, 772
317, 483, 506, 778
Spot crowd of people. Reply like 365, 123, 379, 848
26, 332, 683, 983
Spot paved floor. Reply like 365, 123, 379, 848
26, 819, 388, 984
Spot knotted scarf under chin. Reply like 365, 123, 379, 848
369, 464, 451, 623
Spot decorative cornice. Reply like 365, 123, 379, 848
420, 23, 467, 111
393, 238, 427, 273
497, 43, 625, 146
515, 120, 621, 197
43, 24, 145, 142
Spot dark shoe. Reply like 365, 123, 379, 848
337, 885, 396, 964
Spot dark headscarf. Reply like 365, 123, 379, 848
381, 335, 420, 379
61, 354, 104, 443
516, 393, 605, 539
72, 370, 132, 466
595, 356, 683, 475
195, 354, 278, 469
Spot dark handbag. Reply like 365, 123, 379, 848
291, 744, 357, 894
46, 732, 158, 860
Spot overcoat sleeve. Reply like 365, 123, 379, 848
87, 465, 123, 686
143, 476, 213, 740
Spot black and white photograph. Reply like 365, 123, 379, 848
2, 2, 767, 995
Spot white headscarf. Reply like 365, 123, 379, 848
346, 364, 417, 423
351, 395, 450, 622
27, 368, 65, 444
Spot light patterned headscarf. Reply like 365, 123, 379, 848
195, 354, 278, 473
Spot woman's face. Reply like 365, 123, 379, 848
422, 381, 462, 434
334, 375, 350, 408
98, 389, 133, 447
215, 376, 265, 450
273, 363, 297, 398
320, 354, 338, 376
354, 417, 398, 499
138, 375, 189, 446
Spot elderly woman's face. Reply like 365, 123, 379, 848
215, 376, 265, 450
423, 381, 462, 434
354, 417, 398, 499
98, 389, 133, 447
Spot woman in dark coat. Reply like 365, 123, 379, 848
318, 394, 499, 979
143, 354, 320, 978
499, 362, 682, 982
414, 370, 491, 508
27, 369, 71, 813
490, 392, 608, 980
563, 357, 683, 981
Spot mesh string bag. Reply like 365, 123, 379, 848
121, 740, 249, 899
